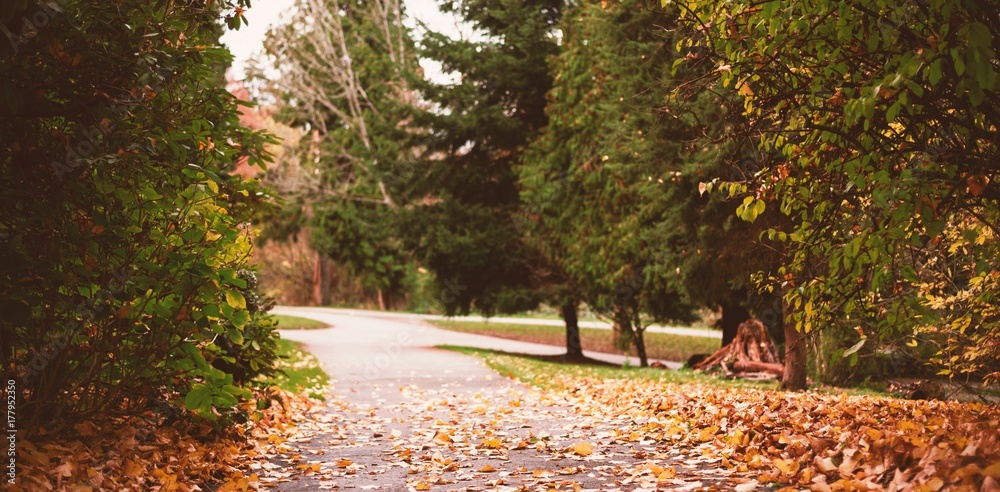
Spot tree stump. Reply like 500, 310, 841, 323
695, 319, 784, 378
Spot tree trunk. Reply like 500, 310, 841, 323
630, 309, 649, 368
561, 300, 582, 358
381, 287, 394, 311
694, 319, 782, 377
780, 289, 808, 390
633, 326, 649, 368
377, 288, 394, 311
313, 253, 332, 306
611, 309, 631, 352
720, 300, 750, 347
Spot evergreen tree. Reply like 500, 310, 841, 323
521, 0, 699, 367
409, 0, 566, 318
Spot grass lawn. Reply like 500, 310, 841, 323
271, 314, 329, 330
262, 338, 330, 399
441, 345, 774, 391
428, 319, 721, 363
442, 346, 895, 398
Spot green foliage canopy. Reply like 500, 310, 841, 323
672, 0, 1000, 383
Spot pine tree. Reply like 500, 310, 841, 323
521, 0, 701, 367
409, 0, 565, 317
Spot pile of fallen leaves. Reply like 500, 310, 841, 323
9, 389, 321, 491
546, 372, 1000, 491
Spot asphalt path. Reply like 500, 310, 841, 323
275, 306, 722, 340
262, 307, 741, 491
272, 306, 693, 371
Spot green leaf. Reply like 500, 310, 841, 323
886, 100, 902, 123
225, 290, 247, 309
230, 309, 250, 328
184, 384, 213, 412
227, 326, 245, 345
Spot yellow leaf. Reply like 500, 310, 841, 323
865, 428, 883, 442
479, 464, 496, 472
432, 430, 452, 445
657, 467, 677, 481
311, 463, 322, 472
533, 469, 555, 478
414, 482, 431, 491
482, 437, 502, 449
985, 461, 1000, 478
773, 458, 799, 475
337, 459, 353, 468
571, 442, 594, 456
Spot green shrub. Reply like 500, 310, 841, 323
0, 0, 277, 429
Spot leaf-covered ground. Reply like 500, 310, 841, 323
8, 389, 318, 491
16, 332, 998, 491
254, 367, 750, 491
254, 350, 1000, 491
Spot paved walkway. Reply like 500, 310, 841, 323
274, 306, 722, 339
262, 307, 740, 491
272, 306, 688, 369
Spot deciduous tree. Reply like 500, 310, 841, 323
672, 0, 1000, 388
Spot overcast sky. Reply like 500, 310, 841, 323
221, 0, 466, 81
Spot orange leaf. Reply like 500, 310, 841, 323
571, 442, 593, 456
432, 431, 452, 445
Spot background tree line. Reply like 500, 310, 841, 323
257, 0, 998, 391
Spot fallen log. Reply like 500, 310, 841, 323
695, 319, 782, 378
733, 359, 784, 376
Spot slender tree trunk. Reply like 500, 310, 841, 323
720, 300, 750, 347
313, 253, 332, 306
629, 308, 648, 368
780, 287, 808, 390
378, 287, 393, 311
612, 308, 631, 352
561, 300, 582, 358
633, 326, 649, 367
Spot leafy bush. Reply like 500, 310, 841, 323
0, 0, 277, 429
